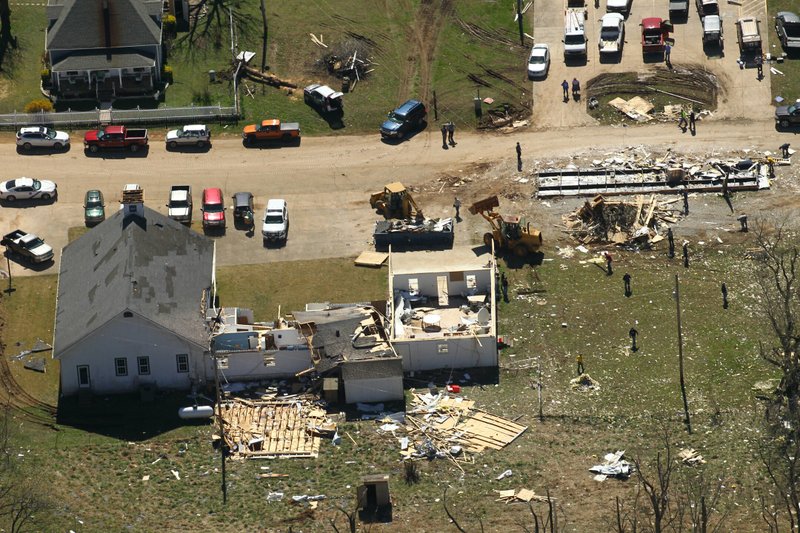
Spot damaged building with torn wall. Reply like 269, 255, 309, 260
388, 248, 497, 371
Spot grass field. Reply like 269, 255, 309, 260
0, 7, 47, 113
0, 242, 779, 531
767, 0, 800, 105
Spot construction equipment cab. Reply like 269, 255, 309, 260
369, 182, 422, 219
469, 196, 542, 257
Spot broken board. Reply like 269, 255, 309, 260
354, 251, 388, 267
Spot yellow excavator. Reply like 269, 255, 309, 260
469, 196, 542, 256
369, 182, 422, 219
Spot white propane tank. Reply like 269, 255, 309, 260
178, 405, 214, 420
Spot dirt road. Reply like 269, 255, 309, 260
0, 116, 790, 278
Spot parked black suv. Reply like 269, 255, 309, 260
380, 99, 427, 140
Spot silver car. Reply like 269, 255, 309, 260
16, 127, 70, 150
0, 177, 57, 201
165, 124, 211, 149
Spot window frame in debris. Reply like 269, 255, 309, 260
114, 357, 128, 376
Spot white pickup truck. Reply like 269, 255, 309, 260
2, 229, 54, 263
599, 13, 626, 55
167, 185, 193, 225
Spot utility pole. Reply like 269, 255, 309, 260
214, 352, 227, 503
537, 356, 543, 422
516, 0, 524, 46
4, 249, 13, 295
259, 0, 268, 71
674, 274, 692, 434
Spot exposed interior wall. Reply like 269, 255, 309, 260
218, 349, 312, 382
392, 336, 497, 371
392, 269, 492, 299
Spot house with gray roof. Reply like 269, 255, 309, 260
45, 0, 164, 102
53, 198, 215, 396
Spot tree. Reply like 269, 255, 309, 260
752, 217, 800, 532
0, 0, 14, 49
753, 218, 800, 418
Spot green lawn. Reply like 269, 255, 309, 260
0, 243, 778, 531
0, 6, 47, 113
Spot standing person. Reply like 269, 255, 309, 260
446, 121, 456, 146
440, 124, 448, 150
629, 327, 639, 352
781, 143, 791, 158
516, 142, 523, 172
623, 272, 632, 297
453, 197, 461, 221
561, 79, 569, 102
721, 283, 729, 309
678, 107, 688, 132
667, 227, 675, 259
682, 188, 689, 215
501, 272, 509, 303
682, 242, 689, 268
756, 54, 763, 80
576, 354, 585, 376
572, 78, 580, 101
604, 252, 613, 276
664, 42, 672, 67
689, 109, 696, 134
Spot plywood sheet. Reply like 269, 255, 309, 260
355, 251, 388, 267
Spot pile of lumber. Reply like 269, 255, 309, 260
217, 396, 335, 460
563, 194, 681, 245
401, 392, 527, 467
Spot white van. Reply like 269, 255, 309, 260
564, 8, 588, 57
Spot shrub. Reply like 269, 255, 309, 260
24, 99, 54, 113
162, 14, 176, 33
192, 89, 212, 106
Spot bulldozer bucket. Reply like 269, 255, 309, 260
468, 195, 500, 215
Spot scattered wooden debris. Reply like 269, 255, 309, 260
400, 392, 528, 467
495, 488, 552, 503
217, 396, 336, 460
563, 194, 681, 246
679, 448, 706, 466
608, 96, 655, 121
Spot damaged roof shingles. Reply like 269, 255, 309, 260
54, 207, 214, 354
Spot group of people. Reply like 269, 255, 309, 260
677, 107, 697, 134
561, 78, 581, 102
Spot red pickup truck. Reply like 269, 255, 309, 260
84, 125, 149, 153
641, 17, 670, 54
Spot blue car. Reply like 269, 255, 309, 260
380, 99, 427, 140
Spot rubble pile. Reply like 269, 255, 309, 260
383, 392, 528, 466
317, 38, 375, 82
563, 194, 681, 245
